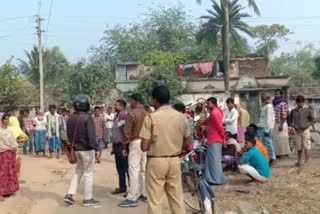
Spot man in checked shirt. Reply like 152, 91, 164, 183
92, 106, 106, 163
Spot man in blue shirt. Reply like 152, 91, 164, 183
239, 131, 270, 182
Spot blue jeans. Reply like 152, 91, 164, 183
96, 138, 105, 151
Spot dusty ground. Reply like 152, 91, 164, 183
1, 149, 149, 214
2, 133, 320, 214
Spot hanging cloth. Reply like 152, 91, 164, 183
199, 62, 213, 75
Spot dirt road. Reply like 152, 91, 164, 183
2, 138, 320, 214
2, 150, 150, 214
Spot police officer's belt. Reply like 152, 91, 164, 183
147, 154, 180, 158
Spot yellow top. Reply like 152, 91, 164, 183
139, 105, 191, 156
240, 108, 250, 128
8, 116, 28, 141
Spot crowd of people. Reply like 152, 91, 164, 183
0, 86, 315, 214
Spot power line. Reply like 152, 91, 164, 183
244, 15, 320, 20
43, 0, 54, 46
46, 0, 54, 32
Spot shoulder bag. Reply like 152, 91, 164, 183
66, 116, 82, 164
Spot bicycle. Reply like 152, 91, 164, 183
181, 144, 215, 214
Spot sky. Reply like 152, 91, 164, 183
1, 0, 320, 64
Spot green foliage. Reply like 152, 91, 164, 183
18, 46, 73, 106
251, 24, 292, 56
197, 0, 252, 56
141, 51, 189, 67
67, 60, 114, 104
268, 45, 320, 87
19, 46, 115, 106
197, 0, 260, 15
313, 56, 320, 79
136, 66, 184, 104
137, 51, 186, 103
0, 61, 38, 111
143, 5, 196, 53
91, 5, 225, 69
19, 46, 71, 87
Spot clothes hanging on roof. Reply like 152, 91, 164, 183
176, 66, 184, 75
199, 62, 214, 75
193, 64, 200, 72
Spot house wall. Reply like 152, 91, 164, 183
178, 93, 228, 108
115, 81, 138, 92
257, 78, 290, 88
186, 79, 237, 92
238, 57, 268, 77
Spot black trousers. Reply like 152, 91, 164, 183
113, 143, 129, 191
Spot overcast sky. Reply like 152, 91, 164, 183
1, 0, 320, 64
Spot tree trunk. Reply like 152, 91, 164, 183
222, 0, 230, 93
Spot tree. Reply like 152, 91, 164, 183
251, 24, 292, 56
143, 5, 195, 53
0, 61, 38, 111
67, 59, 114, 104
91, 5, 212, 71
198, 0, 252, 46
19, 46, 71, 87
197, 0, 260, 92
268, 45, 320, 87
312, 56, 320, 79
197, 0, 252, 56
136, 51, 186, 103
19, 46, 72, 106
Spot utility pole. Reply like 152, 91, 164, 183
36, 15, 44, 111
222, 0, 230, 94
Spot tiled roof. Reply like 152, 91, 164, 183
290, 86, 320, 99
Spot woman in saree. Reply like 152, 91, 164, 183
0, 112, 20, 201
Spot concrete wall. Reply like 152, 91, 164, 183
115, 81, 138, 92
186, 79, 236, 92
178, 93, 227, 108
238, 57, 268, 77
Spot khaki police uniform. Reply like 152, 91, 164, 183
140, 105, 191, 214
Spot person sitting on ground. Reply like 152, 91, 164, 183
247, 124, 270, 163
222, 131, 242, 170
238, 131, 270, 182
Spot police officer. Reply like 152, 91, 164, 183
140, 86, 191, 214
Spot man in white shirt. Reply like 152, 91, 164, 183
223, 98, 239, 139
105, 107, 115, 148
257, 95, 276, 164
